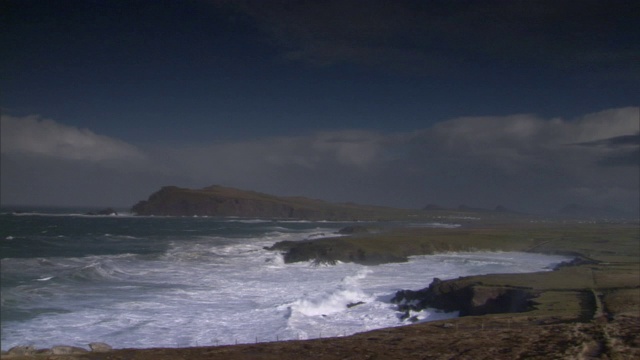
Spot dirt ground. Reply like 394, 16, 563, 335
3, 316, 639, 360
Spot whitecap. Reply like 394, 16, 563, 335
1, 219, 570, 351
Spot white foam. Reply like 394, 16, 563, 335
224, 219, 272, 223
408, 222, 462, 228
1, 234, 569, 350
34, 277, 54, 282
289, 270, 374, 317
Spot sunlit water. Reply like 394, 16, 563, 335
0, 210, 569, 350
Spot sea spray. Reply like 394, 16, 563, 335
289, 269, 373, 317
0, 212, 569, 350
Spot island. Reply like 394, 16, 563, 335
130, 185, 522, 222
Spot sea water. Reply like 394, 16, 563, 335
0, 209, 569, 350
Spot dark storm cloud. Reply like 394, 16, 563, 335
597, 150, 640, 168
574, 133, 640, 148
227, 0, 640, 79
572, 133, 640, 167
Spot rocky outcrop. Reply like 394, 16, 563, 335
51, 346, 89, 355
267, 239, 407, 265
391, 277, 536, 318
2, 343, 111, 358
4, 345, 37, 357
89, 342, 113, 352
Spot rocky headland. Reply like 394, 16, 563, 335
130, 185, 429, 220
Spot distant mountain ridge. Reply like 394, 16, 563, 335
557, 203, 636, 219
131, 185, 421, 220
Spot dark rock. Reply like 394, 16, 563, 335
553, 257, 598, 270
7, 345, 36, 356
347, 301, 365, 308
267, 238, 407, 266
89, 342, 113, 352
391, 277, 535, 317
51, 345, 89, 355
338, 226, 370, 234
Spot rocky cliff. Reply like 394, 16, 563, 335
392, 277, 535, 319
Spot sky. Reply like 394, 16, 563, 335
1, 0, 639, 215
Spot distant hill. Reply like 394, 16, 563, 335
131, 185, 422, 220
557, 203, 636, 219
422, 204, 446, 211
422, 204, 517, 214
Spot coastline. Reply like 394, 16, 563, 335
3, 222, 638, 359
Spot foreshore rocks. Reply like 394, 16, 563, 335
392, 277, 536, 319
89, 342, 113, 352
2, 343, 112, 358
2, 346, 37, 357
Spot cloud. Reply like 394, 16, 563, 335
0, 115, 146, 163
422, 107, 640, 168
0, 115, 153, 207
572, 132, 640, 167
149, 130, 385, 188
2, 107, 638, 213
399, 107, 639, 210
575, 134, 640, 148
145, 106, 638, 213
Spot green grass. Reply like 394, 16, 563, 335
274, 222, 639, 322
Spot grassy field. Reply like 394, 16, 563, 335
272, 222, 639, 323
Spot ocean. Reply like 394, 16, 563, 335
0, 209, 569, 350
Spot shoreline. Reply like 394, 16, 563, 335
2, 222, 638, 359
1, 250, 564, 355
